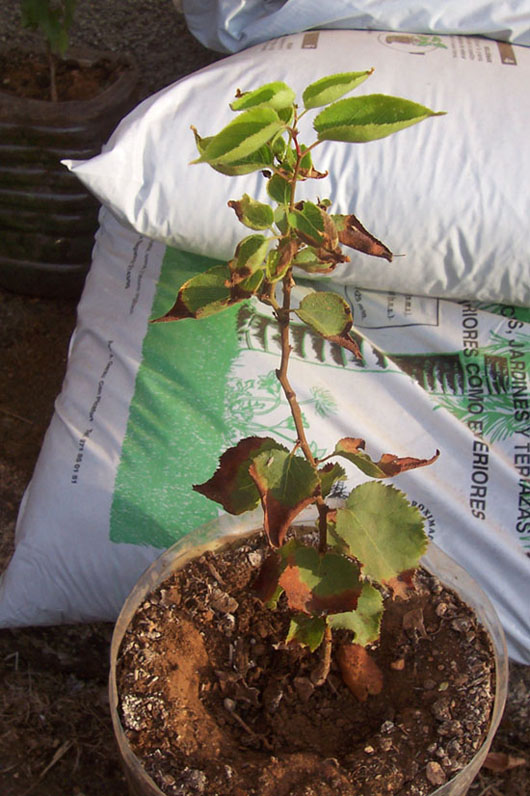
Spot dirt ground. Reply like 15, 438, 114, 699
0, 5, 528, 796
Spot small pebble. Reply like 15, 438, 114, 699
426, 761, 447, 786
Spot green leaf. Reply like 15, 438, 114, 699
314, 94, 445, 143
193, 106, 284, 166
277, 106, 295, 125
229, 234, 269, 284
286, 615, 326, 652
152, 264, 233, 321
303, 70, 373, 109
249, 451, 320, 547
288, 201, 326, 247
192, 128, 274, 175
230, 81, 296, 112
228, 194, 274, 230
294, 292, 361, 357
267, 174, 291, 204
292, 247, 343, 275
21, 0, 76, 56
194, 437, 285, 515
333, 437, 440, 478
333, 437, 387, 478
272, 135, 287, 158
238, 268, 264, 297
334, 482, 428, 586
278, 540, 363, 616
329, 584, 383, 646
295, 291, 352, 337
318, 462, 347, 498
266, 239, 298, 282
273, 207, 289, 235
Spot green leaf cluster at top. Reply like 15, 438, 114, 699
161, 71, 442, 326
21, 0, 77, 57
191, 71, 443, 172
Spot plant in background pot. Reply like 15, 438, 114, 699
0, 1, 139, 298
111, 73, 508, 796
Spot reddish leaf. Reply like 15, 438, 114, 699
248, 451, 320, 547
278, 542, 362, 616
337, 643, 384, 702
483, 753, 527, 772
193, 436, 282, 514
252, 486, 317, 548
334, 213, 393, 261
253, 552, 283, 603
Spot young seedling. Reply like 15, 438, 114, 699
21, 0, 77, 101
156, 72, 444, 697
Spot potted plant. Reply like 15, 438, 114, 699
110, 72, 508, 795
0, 1, 139, 298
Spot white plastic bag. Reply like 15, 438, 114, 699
179, 0, 530, 53
65, 30, 530, 307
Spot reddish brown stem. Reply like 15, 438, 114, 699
274, 270, 328, 554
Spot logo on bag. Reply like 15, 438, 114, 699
378, 33, 448, 55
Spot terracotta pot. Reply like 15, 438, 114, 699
0, 47, 139, 298
109, 511, 508, 796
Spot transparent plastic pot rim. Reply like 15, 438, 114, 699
110, 507, 508, 796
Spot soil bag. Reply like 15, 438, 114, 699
0, 207, 528, 664
65, 30, 530, 307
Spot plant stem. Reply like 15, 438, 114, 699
47, 43, 58, 102
275, 270, 315, 467
311, 623, 333, 686
275, 134, 331, 553
274, 268, 329, 553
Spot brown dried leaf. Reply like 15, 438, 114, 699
483, 753, 527, 772
402, 607, 427, 637
326, 332, 362, 359
377, 450, 440, 476
314, 245, 350, 266
387, 569, 417, 600
274, 238, 299, 277
337, 643, 384, 702
335, 213, 393, 261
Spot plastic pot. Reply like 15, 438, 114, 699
0, 47, 139, 298
109, 510, 508, 796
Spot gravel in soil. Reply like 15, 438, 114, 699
117, 534, 496, 796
